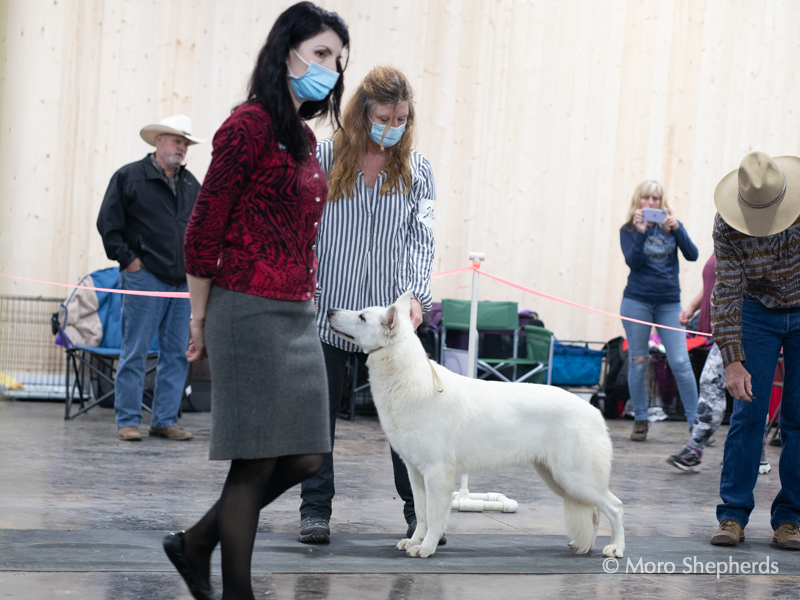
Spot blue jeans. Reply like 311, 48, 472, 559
620, 297, 699, 424
115, 267, 190, 429
718, 295, 800, 530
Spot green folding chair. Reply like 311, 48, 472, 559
439, 299, 551, 383
520, 325, 555, 384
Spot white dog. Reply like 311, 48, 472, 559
327, 291, 625, 559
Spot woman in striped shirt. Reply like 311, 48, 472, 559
298, 66, 437, 545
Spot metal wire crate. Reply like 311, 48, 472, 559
0, 295, 66, 399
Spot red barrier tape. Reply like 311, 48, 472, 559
431, 262, 712, 338
0, 273, 189, 298
2, 264, 712, 336
430, 265, 477, 279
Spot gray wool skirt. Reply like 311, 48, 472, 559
204, 286, 330, 460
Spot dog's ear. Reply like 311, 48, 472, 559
384, 305, 398, 333
395, 290, 414, 304
395, 290, 414, 309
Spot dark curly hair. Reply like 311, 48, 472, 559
246, 2, 349, 163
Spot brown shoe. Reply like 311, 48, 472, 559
773, 523, 800, 550
149, 426, 194, 441
630, 420, 648, 441
711, 520, 745, 546
118, 426, 142, 441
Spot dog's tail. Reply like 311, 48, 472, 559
563, 497, 597, 554
534, 460, 597, 553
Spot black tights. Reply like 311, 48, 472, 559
183, 453, 323, 600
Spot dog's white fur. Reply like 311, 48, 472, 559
327, 291, 625, 559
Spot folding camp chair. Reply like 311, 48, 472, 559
439, 299, 549, 383
521, 325, 555, 384
338, 354, 370, 422
54, 267, 158, 420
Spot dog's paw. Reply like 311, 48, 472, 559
602, 544, 623, 558
395, 538, 413, 551
406, 544, 436, 558
568, 540, 577, 549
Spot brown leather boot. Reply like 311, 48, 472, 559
149, 426, 194, 441
118, 426, 142, 441
630, 420, 648, 441
773, 523, 800, 550
711, 519, 745, 546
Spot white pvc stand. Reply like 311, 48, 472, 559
451, 474, 519, 512
451, 252, 519, 514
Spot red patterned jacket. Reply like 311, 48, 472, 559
184, 102, 327, 301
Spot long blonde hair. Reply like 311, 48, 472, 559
624, 179, 671, 230
327, 66, 415, 202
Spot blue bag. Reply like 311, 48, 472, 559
551, 342, 604, 386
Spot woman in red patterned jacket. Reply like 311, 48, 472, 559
162, 4, 349, 599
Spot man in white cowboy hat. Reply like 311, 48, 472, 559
97, 114, 205, 442
709, 151, 800, 550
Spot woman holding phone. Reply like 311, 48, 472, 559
619, 179, 699, 442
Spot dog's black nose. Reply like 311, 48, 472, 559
326, 308, 336, 318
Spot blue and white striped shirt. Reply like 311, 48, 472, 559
315, 138, 436, 351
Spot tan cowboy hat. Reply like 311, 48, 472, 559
140, 114, 205, 146
714, 151, 800, 237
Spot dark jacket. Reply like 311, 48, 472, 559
619, 222, 698, 304
97, 155, 201, 286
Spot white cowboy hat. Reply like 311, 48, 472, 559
140, 114, 205, 146
714, 151, 800, 237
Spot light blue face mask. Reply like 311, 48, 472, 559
288, 49, 340, 102
369, 120, 406, 148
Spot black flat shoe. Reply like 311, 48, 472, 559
163, 531, 218, 600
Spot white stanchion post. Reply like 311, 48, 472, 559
465, 252, 483, 379
451, 252, 518, 514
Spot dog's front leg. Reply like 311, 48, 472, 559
396, 464, 426, 551
406, 465, 453, 558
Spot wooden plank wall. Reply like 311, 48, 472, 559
2, 0, 799, 342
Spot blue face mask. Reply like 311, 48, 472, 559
288, 49, 340, 103
369, 120, 406, 148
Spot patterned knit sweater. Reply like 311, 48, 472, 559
711, 212, 800, 366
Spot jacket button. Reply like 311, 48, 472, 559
309, 268, 314, 274
314, 222, 318, 228
313, 173, 319, 179
306, 292, 311, 297
315, 197, 320, 202
312, 244, 316, 250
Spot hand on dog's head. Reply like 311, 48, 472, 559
327, 291, 414, 353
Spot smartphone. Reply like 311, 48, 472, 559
642, 208, 668, 224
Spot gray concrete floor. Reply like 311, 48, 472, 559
0, 398, 797, 599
